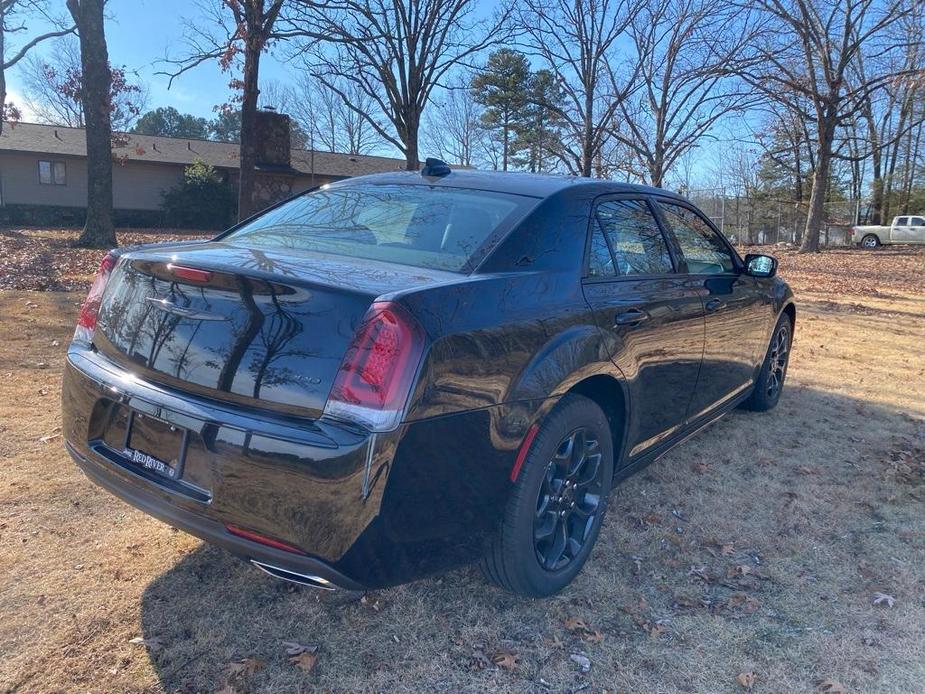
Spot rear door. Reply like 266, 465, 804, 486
581, 196, 705, 460
654, 199, 771, 420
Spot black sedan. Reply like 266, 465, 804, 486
62, 163, 795, 597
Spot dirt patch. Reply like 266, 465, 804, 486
1, 246, 924, 693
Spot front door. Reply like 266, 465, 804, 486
894, 216, 925, 244
654, 200, 771, 420
581, 197, 705, 460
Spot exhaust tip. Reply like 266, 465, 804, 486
250, 560, 337, 590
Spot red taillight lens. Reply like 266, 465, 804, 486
73, 251, 117, 343
167, 264, 212, 283
225, 524, 306, 555
323, 301, 425, 432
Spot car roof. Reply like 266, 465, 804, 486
326, 169, 687, 201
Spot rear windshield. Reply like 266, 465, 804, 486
224, 183, 536, 272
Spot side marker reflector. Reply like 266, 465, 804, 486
510, 423, 540, 482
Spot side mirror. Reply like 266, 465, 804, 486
744, 253, 777, 278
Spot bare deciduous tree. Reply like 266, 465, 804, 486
66, 0, 116, 248
286, 0, 512, 170
0, 0, 74, 132
287, 75, 382, 155
20, 36, 147, 130
736, 0, 921, 252
163, 0, 286, 220
609, 0, 757, 187
517, 0, 640, 177
422, 77, 482, 167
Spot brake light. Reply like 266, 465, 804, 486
167, 264, 212, 283
73, 251, 117, 343
323, 301, 425, 432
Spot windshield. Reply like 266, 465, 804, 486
224, 183, 536, 272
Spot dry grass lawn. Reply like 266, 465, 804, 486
1, 235, 923, 693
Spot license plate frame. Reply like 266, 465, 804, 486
122, 410, 188, 481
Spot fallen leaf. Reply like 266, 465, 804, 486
642, 622, 665, 637
815, 678, 847, 693
492, 649, 519, 671
289, 650, 319, 672
585, 629, 604, 643
564, 616, 589, 633
225, 657, 264, 678
872, 592, 895, 608
736, 671, 757, 689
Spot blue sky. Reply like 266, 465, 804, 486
7, 0, 302, 122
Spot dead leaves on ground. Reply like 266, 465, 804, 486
815, 679, 847, 693
0, 228, 210, 292
563, 615, 604, 643
736, 671, 758, 689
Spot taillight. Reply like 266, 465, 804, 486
323, 301, 425, 432
73, 251, 117, 344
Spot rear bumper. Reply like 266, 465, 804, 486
66, 440, 365, 591
62, 345, 523, 589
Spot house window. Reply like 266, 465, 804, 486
39, 160, 67, 186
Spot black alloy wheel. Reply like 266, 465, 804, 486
480, 393, 614, 597
534, 427, 605, 571
766, 321, 790, 399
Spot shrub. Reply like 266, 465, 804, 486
161, 160, 236, 229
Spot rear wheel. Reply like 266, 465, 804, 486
480, 394, 613, 597
742, 314, 792, 412
861, 234, 881, 248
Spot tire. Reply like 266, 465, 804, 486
861, 234, 881, 248
480, 394, 614, 597
741, 314, 793, 412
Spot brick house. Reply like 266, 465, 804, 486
0, 110, 407, 226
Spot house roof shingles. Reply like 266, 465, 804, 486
0, 122, 407, 178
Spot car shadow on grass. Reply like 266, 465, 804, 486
137, 385, 923, 694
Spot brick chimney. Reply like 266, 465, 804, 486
255, 108, 291, 167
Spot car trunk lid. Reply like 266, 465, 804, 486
94, 242, 456, 418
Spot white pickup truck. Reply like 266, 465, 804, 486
851, 215, 925, 247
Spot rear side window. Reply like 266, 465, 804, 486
594, 199, 673, 276
226, 184, 534, 272
659, 202, 736, 274
896, 217, 909, 226
587, 225, 616, 278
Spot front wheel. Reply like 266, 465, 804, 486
480, 394, 613, 597
861, 234, 881, 248
742, 314, 792, 412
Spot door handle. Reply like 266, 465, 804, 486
614, 308, 650, 326
705, 298, 725, 312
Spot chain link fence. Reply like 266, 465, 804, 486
685, 188, 860, 247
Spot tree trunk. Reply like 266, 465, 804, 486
0, 4, 6, 137
800, 123, 835, 253
237, 42, 261, 221
403, 110, 419, 171
580, 90, 594, 177
68, 0, 116, 249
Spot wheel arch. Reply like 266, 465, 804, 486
566, 374, 629, 480
782, 301, 796, 329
